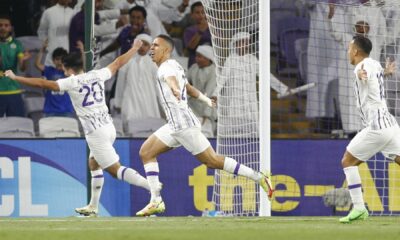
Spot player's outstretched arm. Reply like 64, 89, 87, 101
107, 39, 143, 75
186, 83, 215, 107
5, 70, 60, 91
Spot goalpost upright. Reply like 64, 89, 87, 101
84, 0, 94, 72
259, 0, 271, 217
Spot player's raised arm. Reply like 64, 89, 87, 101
5, 70, 60, 91
186, 83, 215, 107
107, 39, 143, 76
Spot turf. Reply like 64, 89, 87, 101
0, 217, 399, 240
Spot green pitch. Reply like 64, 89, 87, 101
0, 217, 399, 240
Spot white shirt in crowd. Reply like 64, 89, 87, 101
37, 3, 75, 66
57, 68, 113, 134
115, 54, 161, 121
156, 59, 200, 131
115, 0, 169, 38
187, 62, 217, 137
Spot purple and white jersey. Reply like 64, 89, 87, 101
156, 59, 200, 131
353, 58, 397, 129
57, 67, 112, 134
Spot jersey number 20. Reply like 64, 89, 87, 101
79, 82, 104, 107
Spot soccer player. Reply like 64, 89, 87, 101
340, 35, 400, 223
5, 39, 150, 217
135, 34, 274, 216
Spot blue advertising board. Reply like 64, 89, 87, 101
0, 140, 87, 217
0, 139, 398, 217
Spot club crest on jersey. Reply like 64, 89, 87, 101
10, 43, 16, 49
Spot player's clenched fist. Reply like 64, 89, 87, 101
132, 39, 143, 49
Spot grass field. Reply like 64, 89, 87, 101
0, 217, 399, 240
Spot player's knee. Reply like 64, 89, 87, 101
341, 151, 360, 168
88, 157, 100, 171
105, 165, 119, 178
139, 146, 152, 162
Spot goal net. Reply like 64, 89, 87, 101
201, 0, 270, 216
305, 0, 400, 216
203, 0, 400, 216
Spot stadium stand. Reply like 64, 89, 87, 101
38, 116, 81, 138
0, 117, 35, 138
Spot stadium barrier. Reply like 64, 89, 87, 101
0, 139, 398, 217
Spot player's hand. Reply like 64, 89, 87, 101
172, 88, 181, 101
384, 57, 396, 76
5, 70, 16, 80
132, 39, 143, 50
357, 64, 368, 83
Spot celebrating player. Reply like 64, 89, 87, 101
135, 34, 274, 216
5, 39, 151, 217
339, 35, 400, 223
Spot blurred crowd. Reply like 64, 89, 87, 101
0, 0, 217, 137
3, 0, 400, 138
273, 0, 400, 137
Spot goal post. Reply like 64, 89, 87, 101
259, 0, 271, 217
84, 0, 94, 72
201, 0, 271, 216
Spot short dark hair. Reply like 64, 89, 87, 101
191, 1, 203, 13
157, 34, 175, 52
62, 52, 83, 72
52, 47, 68, 59
129, 5, 147, 19
0, 15, 12, 23
353, 35, 372, 55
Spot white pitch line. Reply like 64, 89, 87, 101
0, 227, 118, 231
0, 217, 342, 223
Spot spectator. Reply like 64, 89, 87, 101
187, 45, 217, 137
0, 15, 31, 117
147, 0, 191, 25
100, 5, 149, 99
69, 0, 129, 67
100, 5, 149, 57
115, 0, 168, 38
219, 32, 289, 136
113, 33, 162, 122
183, 1, 212, 68
35, 41, 74, 116
37, 0, 74, 66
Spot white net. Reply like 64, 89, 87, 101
203, 0, 400, 216
201, 0, 262, 216
286, 0, 400, 216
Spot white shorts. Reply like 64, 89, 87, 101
347, 124, 400, 161
154, 124, 211, 155
86, 122, 119, 169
